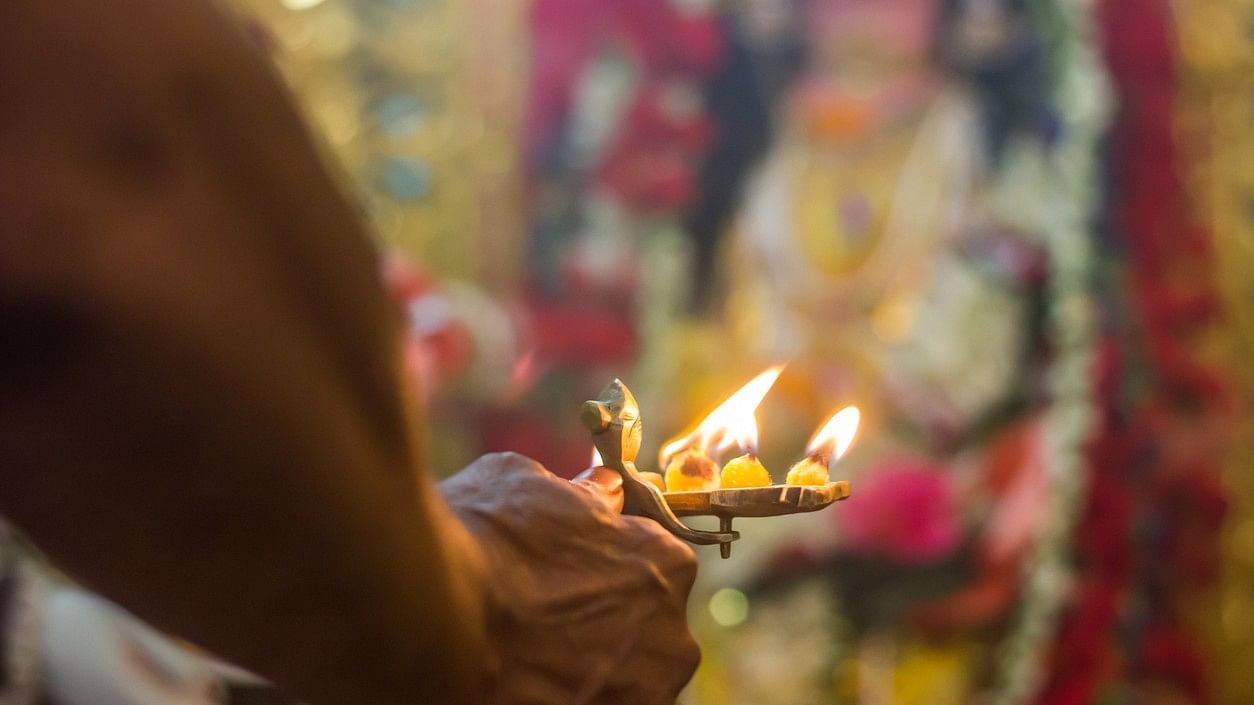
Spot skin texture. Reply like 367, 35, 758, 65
446, 456, 700, 705
0, 2, 698, 704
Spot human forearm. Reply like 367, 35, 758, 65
0, 0, 493, 701
1, 426, 492, 705
0, 164, 494, 704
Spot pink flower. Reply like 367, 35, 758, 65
835, 457, 961, 563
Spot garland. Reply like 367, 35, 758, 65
1027, 0, 1230, 701
985, 0, 1109, 700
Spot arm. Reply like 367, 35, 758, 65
0, 2, 491, 703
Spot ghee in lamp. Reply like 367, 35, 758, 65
788, 405, 858, 485
665, 449, 720, 492
786, 453, 830, 486
639, 471, 667, 494
720, 454, 772, 488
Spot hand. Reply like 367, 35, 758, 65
441, 453, 700, 705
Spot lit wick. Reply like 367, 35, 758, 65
787, 406, 860, 486
658, 365, 784, 493
721, 452, 771, 489
664, 449, 719, 492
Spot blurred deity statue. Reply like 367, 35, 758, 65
732, 0, 1054, 440
686, 0, 1078, 703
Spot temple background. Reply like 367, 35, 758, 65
230, 0, 1253, 702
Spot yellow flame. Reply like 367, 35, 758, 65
659, 365, 785, 467
807, 406, 861, 460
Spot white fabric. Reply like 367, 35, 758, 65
40, 588, 226, 705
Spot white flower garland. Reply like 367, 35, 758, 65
986, 0, 1111, 701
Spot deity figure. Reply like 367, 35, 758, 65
682, 0, 1084, 702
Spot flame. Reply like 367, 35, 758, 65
807, 405, 860, 461
590, 446, 603, 468
659, 365, 785, 467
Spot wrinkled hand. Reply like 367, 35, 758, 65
441, 453, 700, 705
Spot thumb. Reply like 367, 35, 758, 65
571, 467, 625, 513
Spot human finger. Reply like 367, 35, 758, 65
571, 466, 625, 513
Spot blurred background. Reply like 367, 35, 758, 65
228, 0, 1251, 703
